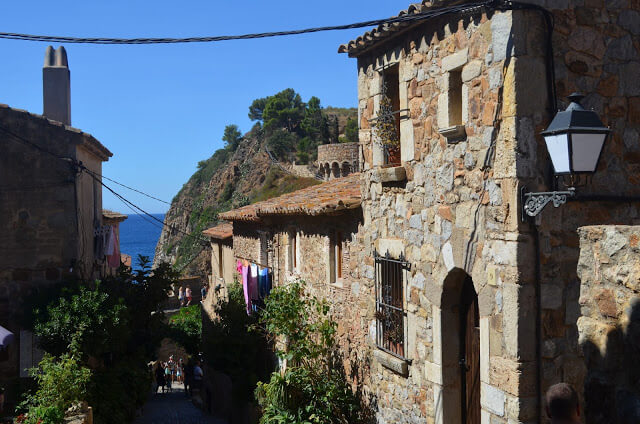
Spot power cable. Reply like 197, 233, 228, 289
0, 2, 494, 45
82, 166, 208, 242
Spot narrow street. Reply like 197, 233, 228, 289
135, 382, 227, 424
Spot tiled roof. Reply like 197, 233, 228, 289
102, 209, 128, 221
0, 103, 113, 161
220, 174, 361, 222
203, 222, 233, 240
338, 1, 471, 57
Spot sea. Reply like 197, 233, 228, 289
119, 213, 166, 269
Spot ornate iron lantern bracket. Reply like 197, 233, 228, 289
521, 187, 575, 220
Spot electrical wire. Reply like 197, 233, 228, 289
0, 2, 495, 45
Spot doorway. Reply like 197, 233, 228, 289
460, 276, 480, 423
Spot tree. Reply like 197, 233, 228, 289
301, 96, 329, 143
249, 97, 268, 121
262, 89, 305, 133
266, 129, 298, 161
342, 117, 358, 143
223, 124, 243, 151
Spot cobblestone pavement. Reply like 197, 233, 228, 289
134, 382, 227, 424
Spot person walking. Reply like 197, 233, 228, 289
155, 363, 165, 394
184, 358, 194, 397
200, 283, 207, 301
178, 286, 185, 307
185, 286, 193, 306
193, 360, 203, 394
164, 362, 172, 392
546, 383, 582, 423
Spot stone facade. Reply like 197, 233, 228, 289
217, 1, 640, 423
0, 104, 113, 410
339, 1, 640, 423
576, 226, 640, 423
317, 142, 360, 180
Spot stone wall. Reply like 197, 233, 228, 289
355, 8, 531, 423
514, 2, 640, 422
317, 143, 359, 180
0, 105, 110, 406
576, 226, 640, 423
229, 211, 371, 396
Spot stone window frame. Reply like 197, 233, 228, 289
438, 48, 469, 143
371, 61, 414, 166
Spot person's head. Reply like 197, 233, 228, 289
546, 383, 580, 422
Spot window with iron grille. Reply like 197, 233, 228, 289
375, 252, 410, 359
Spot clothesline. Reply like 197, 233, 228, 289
235, 255, 272, 270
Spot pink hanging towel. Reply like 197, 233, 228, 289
236, 260, 243, 273
241, 265, 251, 314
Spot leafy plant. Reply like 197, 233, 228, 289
202, 281, 271, 403
18, 351, 91, 424
254, 282, 362, 424
168, 304, 202, 354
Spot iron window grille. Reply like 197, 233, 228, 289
374, 251, 411, 360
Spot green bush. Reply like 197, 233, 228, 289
168, 304, 202, 354
18, 351, 91, 424
203, 282, 271, 403
254, 282, 362, 424
27, 260, 179, 424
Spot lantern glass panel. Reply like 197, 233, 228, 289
544, 133, 570, 174
570, 132, 607, 173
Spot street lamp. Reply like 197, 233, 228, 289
523, 93, 612, 218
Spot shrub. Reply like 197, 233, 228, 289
18, 351, 91, 424
168, 304, 202, 354
254, 282, 361, 424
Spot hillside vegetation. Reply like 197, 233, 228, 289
154, 89, 357, 275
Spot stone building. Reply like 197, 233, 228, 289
212, 1, 640, 422
202, 222, 234, 304
332, 0, 640, 422
0, 46, 122, 411
317, 142, 360, 180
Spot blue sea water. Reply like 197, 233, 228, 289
118, 213, 165, 269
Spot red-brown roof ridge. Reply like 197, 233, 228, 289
202, 222, 233, 239
220, 173, 362, 222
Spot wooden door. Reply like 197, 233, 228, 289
460, 277, 481, 424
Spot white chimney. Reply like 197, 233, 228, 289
43, 46, 71, 125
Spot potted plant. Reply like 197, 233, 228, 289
373, 82, 401, 166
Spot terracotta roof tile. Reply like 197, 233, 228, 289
220, 174, 361, 222
202, 222, 233, 239
338, 1, 475, 57
102, 209, 128, 221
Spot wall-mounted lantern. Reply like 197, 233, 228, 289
523, 93, 611, 218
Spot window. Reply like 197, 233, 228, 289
217, 243, 223, 278
259, 232, 268, 266
288, 230, 297, 272
438, 69, 467, 142
375, 253, 410, 359
383, 65, 400, 143
329, 231, 343, 284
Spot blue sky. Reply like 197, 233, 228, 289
1, 1, 408, 213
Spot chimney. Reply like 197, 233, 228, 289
43, 46, 71, 125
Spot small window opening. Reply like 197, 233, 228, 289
217, 243, 223, 278
448, 70, 463, 126
288, 231, 297, 272
259, 232, 268, 266
329, 231, 343, 284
